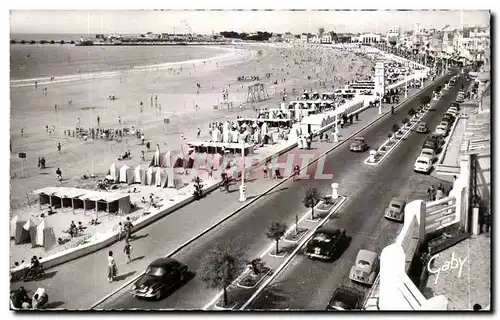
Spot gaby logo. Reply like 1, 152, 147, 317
427, 252, 467, 285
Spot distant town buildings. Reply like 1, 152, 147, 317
351, 33, 381, 44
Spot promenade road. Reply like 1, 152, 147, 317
95, 76, 452, 309
246, 76, 465, 310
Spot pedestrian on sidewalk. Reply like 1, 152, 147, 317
108, 251, 117, 282
427, 185, 436, 201
123, 239, 132, 264
124, 217, 133, 241
117, 222, 124, 241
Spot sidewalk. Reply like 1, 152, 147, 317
11, 77, 432, 310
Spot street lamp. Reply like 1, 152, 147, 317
239, 140, 247, 202
405, 74, 408, 99
334, 110, 339, 142
378, 92, 382, 115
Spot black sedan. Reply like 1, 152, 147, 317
304, 226, 347, 261
326, 286, 364, 311
130, 258, 188, 300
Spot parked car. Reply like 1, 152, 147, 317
422, 139, 439, 153
447, 109, 458, 117
349, 249, 379, 286
439, 121, 451, 131
427, 134, 445, 147
442, 113, 456, 124
304, 226, 347, 261
325, 286, 364, 311
434, 125, 449, 136
420, 148, 437, 162
350, 136, 368, 152
449, 102, 460, 110
414, 155, 433, 173
384, 197, 406, 222
416, 122, 429, 134
131, 258, 188, 300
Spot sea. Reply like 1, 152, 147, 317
10, 33, 228, 81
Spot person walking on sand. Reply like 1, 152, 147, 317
56, 168, 62, 181
21, 128, 24, 137
118, 116, 122, 125
197, 128, 201, 138
97, 116, 100, 126
77, 118, 81, 126
57, 143, 62, 154
107, 251, 117, 282
124, 239, 132, 264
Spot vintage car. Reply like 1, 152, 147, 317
449, 102, 460, 110
325, 286, 364, 311
416, 122, 429, 134
442, 113, 456, 124
422, 139, 439, 153
414, 155, 433, 173
384, 197, 406, 222
434, 125, 449, 136
446, 108, 459, 117
349, 249, 379, 286
130, 258, 188, 300
420, 148, 437, 162
349, 136, 368, 152
304, 226, 347, 261
428, 134, 445, 147
439, 121, 451, 130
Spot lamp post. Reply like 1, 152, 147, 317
239, 140, 247, 202
405, 74, 408, 99
334, 111, 339, 142
378, 92, 382, 115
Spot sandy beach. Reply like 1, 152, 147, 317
10, 43, 374, 210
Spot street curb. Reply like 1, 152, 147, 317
436, 113, 462, 166
239, 196, 348, 310
90, 61, 448, 310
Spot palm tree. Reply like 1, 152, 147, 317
303, 187, 321, 220
199, 245, 243, 308
266, 221, 288, 255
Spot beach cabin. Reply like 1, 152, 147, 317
300, 114, 328, 134
187, 141, 254, 156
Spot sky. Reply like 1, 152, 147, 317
10, 10, 490, 35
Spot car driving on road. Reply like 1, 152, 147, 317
130, 258, 188, 300
304, 226, 347, 261
384, 197, 406, 222
416, 122, 429, 134
325, 286, 364, 311
349, 249, 379, 286
349, 136, 368, 152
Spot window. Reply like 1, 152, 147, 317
357, 260, 371, 267
146, 267, 166, 277
391, 203, 401, 209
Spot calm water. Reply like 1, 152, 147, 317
10, 33, 227, 80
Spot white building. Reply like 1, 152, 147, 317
355, 33, 381, 44
300, 34, 310, 43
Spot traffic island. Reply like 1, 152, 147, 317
236, 267, 273, 289
283, 227, 309, 243
214, 300, 238, 310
